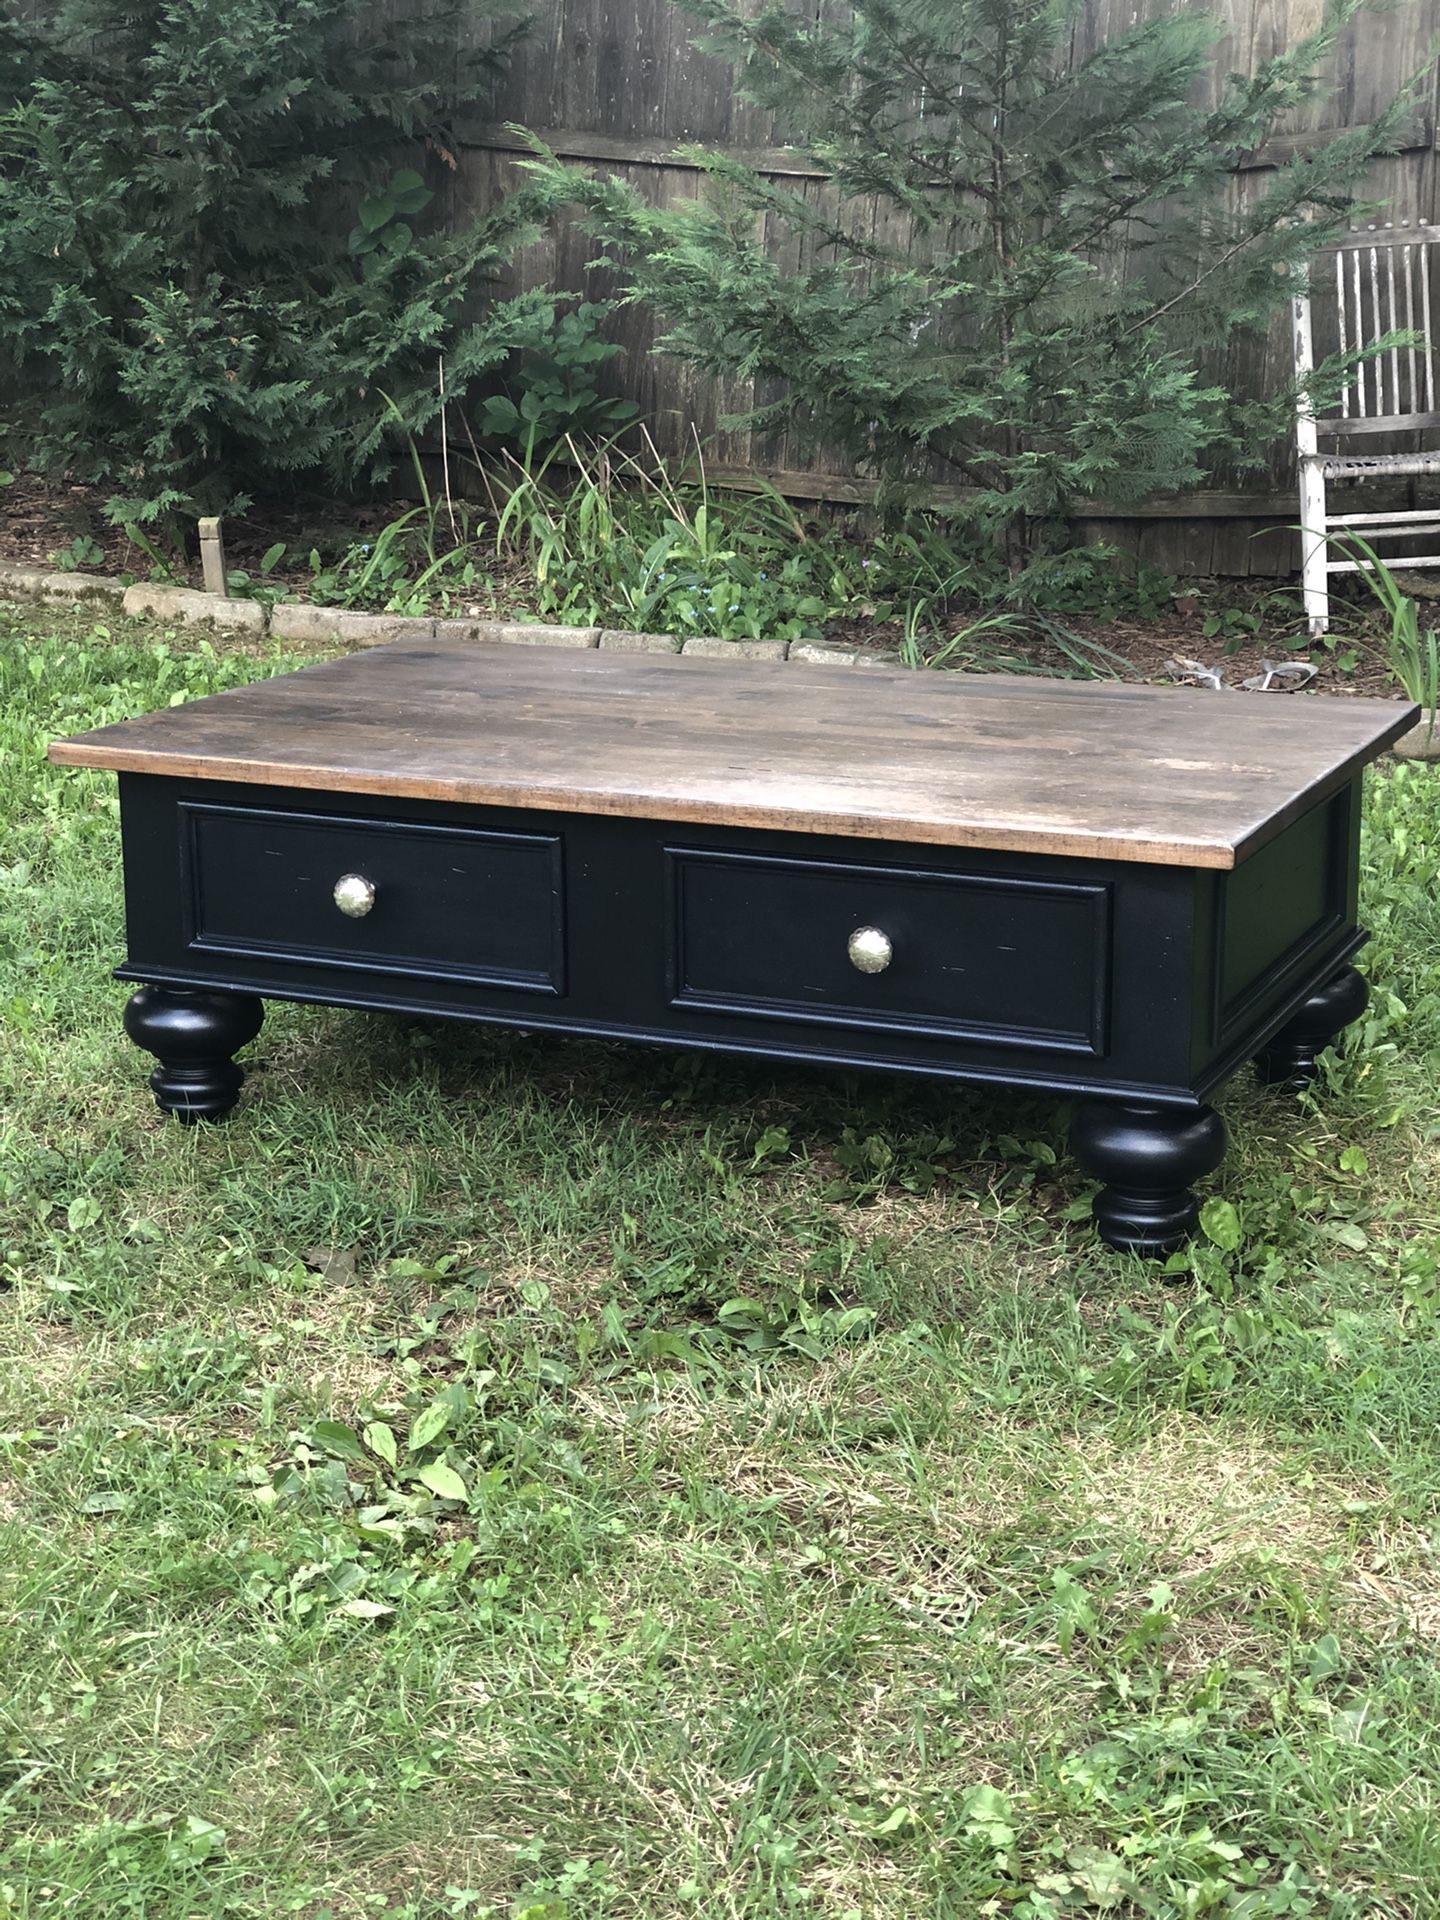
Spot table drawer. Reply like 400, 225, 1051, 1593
667, 847, 1110, 1054
179, 800, 564, 992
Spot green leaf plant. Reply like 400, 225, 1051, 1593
0, 0, 572, 522
525, 0, 1422, 584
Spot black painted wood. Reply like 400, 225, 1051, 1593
1254, 964, 1370, 1091
178, 799, 565, 992
101, 765, 1377, 1247
1070, 1102, 1229, 1256
123, 984, 264, 1123
667, 847, 1111, 1054
117, 772, 1209, 1101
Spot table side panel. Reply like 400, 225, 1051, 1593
1188, 779, 1365, 1090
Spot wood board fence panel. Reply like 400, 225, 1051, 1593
446, 0, 1440, 573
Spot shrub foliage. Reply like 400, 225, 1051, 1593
0, 0, 565, 518
531, 0, 1416, 562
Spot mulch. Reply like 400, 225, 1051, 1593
0, 474, 395, 597
1, 474, 139, 572
836, 608, 1406, 699
0, 472, 1416, 703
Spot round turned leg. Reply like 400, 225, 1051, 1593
1255, 964, 1369, 1093
1070, 1101, 1228, 1258
123, 986, 264, 1124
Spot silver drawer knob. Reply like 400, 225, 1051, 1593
333, 873, 376, 918
847, 926, 893, 974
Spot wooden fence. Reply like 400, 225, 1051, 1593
441, 0, 1440, 574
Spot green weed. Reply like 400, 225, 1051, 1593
1326, 535, 1440, 739
45, 535, 104, 573
284, 436, 1176, 661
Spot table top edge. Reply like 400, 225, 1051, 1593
48, 737, 1252, 867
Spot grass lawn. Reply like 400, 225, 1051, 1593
3, 602, 1440, 1920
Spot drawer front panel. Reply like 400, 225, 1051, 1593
180, 802, 563, 991
668, 848, 1110, 1053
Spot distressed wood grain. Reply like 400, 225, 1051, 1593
49, 640, 1416, 869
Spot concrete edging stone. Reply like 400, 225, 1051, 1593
1393, 718, 1440, 761
0, 560, 888, 666
271, 605, 433, 646
682, 635, 787, 660
0, 559, 125, 603
600, 629, 680, 653
123, 584, 265, 631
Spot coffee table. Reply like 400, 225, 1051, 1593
49, 640, 1415, 1255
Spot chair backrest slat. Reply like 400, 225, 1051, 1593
1387, 245, 1400, 411
1370, 246, 1385, 414
1314, 227, 1440, 429
1335, 249, 1350, 415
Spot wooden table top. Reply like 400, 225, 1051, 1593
48, 639, 1416, 869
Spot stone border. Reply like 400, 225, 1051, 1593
1393, 718, 1440, 760
0, 560, 127, 604
0, 560, 899, 668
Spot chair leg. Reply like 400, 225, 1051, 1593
1298, 455, 1329, 636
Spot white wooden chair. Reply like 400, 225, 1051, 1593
1294, 224, 1440, 633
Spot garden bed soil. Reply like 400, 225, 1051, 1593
863, 609, 1407, 701
0, 473, 392, 600
0, 471, 1416, 702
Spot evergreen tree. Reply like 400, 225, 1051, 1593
0, 0, 566, 518
530, 0, 1416, 565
